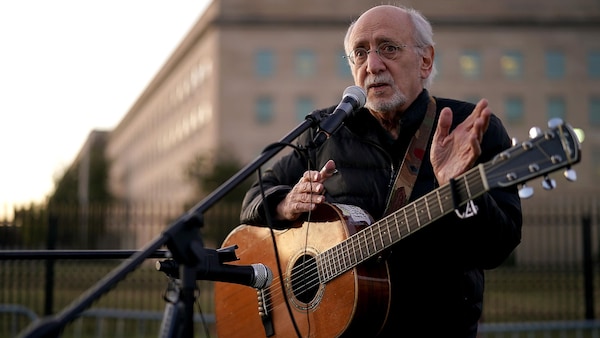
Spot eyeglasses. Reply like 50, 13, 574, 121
345, 42, 408, 66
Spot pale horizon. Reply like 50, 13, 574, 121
0, 1, 210, 220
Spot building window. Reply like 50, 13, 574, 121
256, 49, 274, 77
545, 50, 565, 80
295, 49, 315, 77
501, 50, 523, 79
255, 97, 274, 124
295, 97, 314, 122
337, 50, 352, 78
547, 96, 566, 121
459, 50, 481, 79
588, 50, 600, 79
590, 97, 600, 126
504, 97, 524, 124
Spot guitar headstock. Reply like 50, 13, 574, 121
486, 118, 582, 197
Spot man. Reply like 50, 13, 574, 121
240, 5, 522, 337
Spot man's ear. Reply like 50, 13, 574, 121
420, 45, 435, 77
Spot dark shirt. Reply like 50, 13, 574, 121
240, 89, 522, 337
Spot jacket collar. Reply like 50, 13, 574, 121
346, 89, 431, 143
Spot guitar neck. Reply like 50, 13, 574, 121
317, 164, 489, 283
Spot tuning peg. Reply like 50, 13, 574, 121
511, 137, 518, 146
548, 118, 564, 129
518, 185, 534, 199
564, 168, 577, 182
529, 127, 543, 139
541, 175, 557, 190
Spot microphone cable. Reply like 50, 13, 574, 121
258, 141, 306, 338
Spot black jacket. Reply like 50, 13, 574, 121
240, 90, 522, 337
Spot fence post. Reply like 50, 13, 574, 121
44, 214, 58, 316
582, 215, 595, 320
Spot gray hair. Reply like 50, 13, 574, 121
344, 5, 437, 89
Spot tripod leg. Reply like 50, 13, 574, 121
159, 302, 183, 338
158, 279, 184, 338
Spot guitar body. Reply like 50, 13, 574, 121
214, 203, 391, 337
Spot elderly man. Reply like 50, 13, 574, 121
240, 5, 522, 337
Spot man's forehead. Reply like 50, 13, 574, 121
348, 19, 412, 47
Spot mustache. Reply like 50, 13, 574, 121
364, 74, 395, 88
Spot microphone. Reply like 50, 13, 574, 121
313, 85, 367, 146
156, 259, 273, 289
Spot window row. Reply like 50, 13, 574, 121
254, 95, 600, 127
502, 96, 600, 125
453, 49, 600, 80
254, 49, 600, 80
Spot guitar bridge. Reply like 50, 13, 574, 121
257, 288, 274, 336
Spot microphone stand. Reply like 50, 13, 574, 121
17, 110, 327, 338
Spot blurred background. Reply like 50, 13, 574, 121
1, 0, 599, 337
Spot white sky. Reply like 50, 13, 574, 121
0, 1, 210, 218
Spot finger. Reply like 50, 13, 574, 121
473, 105, 491, 142
318, 160, 337, 181
433, 107, 453, 144
474, 99, 488, 116
480, 106, 491, 131
300, 170, 320, 183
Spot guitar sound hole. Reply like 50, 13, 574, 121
291, 254, 319, 304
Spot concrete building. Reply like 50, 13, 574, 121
104, 0, 600, 223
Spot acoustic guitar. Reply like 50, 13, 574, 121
214, 119, 581, 337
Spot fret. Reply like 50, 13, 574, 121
349, 236, 358, 266
436, 190, 443, 215
362, 230, 370, 258
339, 242, 349, 272
345, 241, 353, 269
367, 226, 376, 254
361, 231, 370, 258
358, 233, 366, 261
333, 245, 342, 274
318, 251, 326, 281
463, 174, 472, 199
337, 243, 345, 272
371, 227, 378, 252
346, 241, 356, 266
393, 214, 402, 241
353, 235, 362, 263
384, 226, 390, 247
324, 248, 332, 280
331, 246, 340, 278
322, 250, 331, 280
416, 199, 428, 224
425, 196, 432, 221
378, 225, 386, 249
327, 250, 335, 278
403, 209, 410, 234
413, 203, 421, 228
385, 218, 394, 243
440, 186, 453, 213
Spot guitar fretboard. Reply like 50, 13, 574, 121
316, 164, 489, 283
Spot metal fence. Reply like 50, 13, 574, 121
1, 194, 598, 337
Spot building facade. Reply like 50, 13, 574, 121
105, 0, 600, 216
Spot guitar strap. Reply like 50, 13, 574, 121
383, 96, 437, 216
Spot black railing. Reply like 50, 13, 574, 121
0, 197, 598, 337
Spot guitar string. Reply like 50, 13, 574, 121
262, 144, 551, 312
261, 170, 477, 311
262, 167, 498, 311
257, 161, 329, 321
